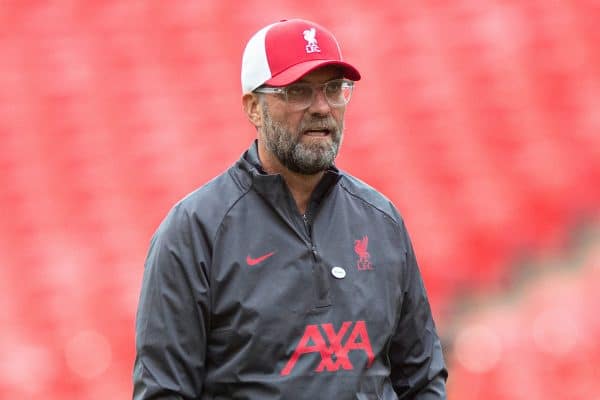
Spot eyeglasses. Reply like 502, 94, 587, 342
254, 79, 354, 111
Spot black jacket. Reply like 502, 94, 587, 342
134, 142, 447, 399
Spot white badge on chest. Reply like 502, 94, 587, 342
331, 266, 346, 279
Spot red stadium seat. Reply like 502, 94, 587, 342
1, 1, 599, 398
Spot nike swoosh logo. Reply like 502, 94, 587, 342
246, 251, 275, 266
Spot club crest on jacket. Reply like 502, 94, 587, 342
354, 235, 373, 270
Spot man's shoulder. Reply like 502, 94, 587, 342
180, 166, 248, 210
338, 172, 402, 225
159, 165, 249, 234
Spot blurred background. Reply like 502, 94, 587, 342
1, 1, 599, 399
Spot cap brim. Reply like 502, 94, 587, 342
264, 60, 361, 87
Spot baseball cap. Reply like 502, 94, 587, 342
241, 18, 361, 93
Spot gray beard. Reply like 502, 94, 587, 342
261, 105, 343, 175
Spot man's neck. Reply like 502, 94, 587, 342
258, 142, 324, 215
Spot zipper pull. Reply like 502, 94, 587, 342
302, 212, 311, 233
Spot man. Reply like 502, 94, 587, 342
133, 18, 447, 399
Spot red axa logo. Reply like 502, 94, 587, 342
354, 235, 373, 270
280, 320, 374, 376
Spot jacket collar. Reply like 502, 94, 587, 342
237, 140, 342, 211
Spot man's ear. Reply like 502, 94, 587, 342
242, 93, 262, 128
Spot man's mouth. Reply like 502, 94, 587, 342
303, 128, 331, 136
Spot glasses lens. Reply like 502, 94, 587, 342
285, 84, 313, 108
325, 80, 353, 106
282, 79, 354, 110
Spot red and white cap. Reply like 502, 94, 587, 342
241, 18, 361, 93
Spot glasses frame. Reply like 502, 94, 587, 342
254, 78, 355, 110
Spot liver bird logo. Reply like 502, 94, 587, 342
303, 27, 320, 53
354, 235, 373, 270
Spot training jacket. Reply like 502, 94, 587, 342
134, 141, 448, 399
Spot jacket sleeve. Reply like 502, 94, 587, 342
389, 221, 448, 399
133, 205, 211, 399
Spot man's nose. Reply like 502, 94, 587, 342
307, 88, 332, 114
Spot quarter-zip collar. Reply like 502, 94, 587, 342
236, 140, 342, 215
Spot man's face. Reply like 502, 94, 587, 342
259, 66, 347, 175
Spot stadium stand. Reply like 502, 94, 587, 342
447, 225, 600, 399
0, 1, 598, 398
